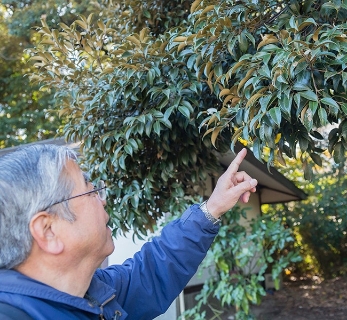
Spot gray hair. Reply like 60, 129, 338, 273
0, 144, 78, 269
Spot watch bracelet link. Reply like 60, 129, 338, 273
199, 200, 221, 225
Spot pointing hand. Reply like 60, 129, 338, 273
206, 148, 258, 219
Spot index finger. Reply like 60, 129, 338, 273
225, 148, 247, 176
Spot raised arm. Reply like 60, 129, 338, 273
95, 148, 258, 319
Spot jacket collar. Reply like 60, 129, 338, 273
0, 269, 121, 315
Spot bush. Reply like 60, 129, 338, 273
264, 162, 347, 279
181, 206, 301, 320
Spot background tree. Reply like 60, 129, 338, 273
263, 149, 347, 280
0, 1, 96, 147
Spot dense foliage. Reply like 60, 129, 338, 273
185, 0, 347, 179
0, 44, 57, 147
0, 1, 96, 147
264, 154, 347, 279
28, 0, 347, 237
28, 0, 229, 236
181, 206, 301, 320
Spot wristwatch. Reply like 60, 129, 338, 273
199, 200, 221, 225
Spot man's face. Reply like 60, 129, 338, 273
56, 160, 115, 268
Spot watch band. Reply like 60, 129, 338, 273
199, 200, 221, 225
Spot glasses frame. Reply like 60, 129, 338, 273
49, 180, 107, 207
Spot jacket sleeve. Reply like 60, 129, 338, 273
95, 204, 220, 319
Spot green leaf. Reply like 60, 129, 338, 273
293, 61, 308, 76
279, 94, 292, 118
258, 64, 271, 78
128, 138, 138, 150
303, 110, 313, 132
158, 97, 169, 110
124, 144, 133, 156
143, 10, 151, 18
153, 121, 161, 136
119, 155, 126, 170
299, 136, 309, 152
294, 93, 301, 108
259, 95, 272, 112
178, 105, 191, 119
311, 130, 323, 139
320, 97, 339, 109
310, 153, 322, 166
300, 90, 318, 101
159, 118, 172, 129
341, 121, 347, 140
252, 138, 263, 163
328, 128, 339, 154
238, 30, 249, 53
309, 100, 318, 115
341, 103, 347, 115
321, 2, 338, 11
255, 52, 272, 65
187, 54, 196, 69
163, 106, 174, 121
302, 160, 313, 180
121, 51, 132, 58
277, 74, 288, 84
245, 30, 255, 47
264, 125, 275, 148
334, 141, 345, 163
181, 100, 194, 113
289, 16, 298, 30
269, 107, 281, 126
147, 69, 155, 86
318, 108, 328, 126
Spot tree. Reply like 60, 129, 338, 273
29, 0, 347, 234
28, 0, 224, 236
2, 0, 94, 38
0, 1, 96, 147
28, 2, 316, 317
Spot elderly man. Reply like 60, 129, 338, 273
0, 144, 257, 319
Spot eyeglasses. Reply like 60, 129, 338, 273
50, 180, 107, 207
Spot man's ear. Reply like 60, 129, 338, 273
29, 212, 64, 255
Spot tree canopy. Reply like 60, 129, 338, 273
28, 0, 347, 235
0, 0, 97, 147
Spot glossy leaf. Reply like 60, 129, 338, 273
269, 107, 282, 126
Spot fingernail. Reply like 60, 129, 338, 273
250, 179, 257, 187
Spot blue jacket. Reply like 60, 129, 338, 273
0, 205, 219, 319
